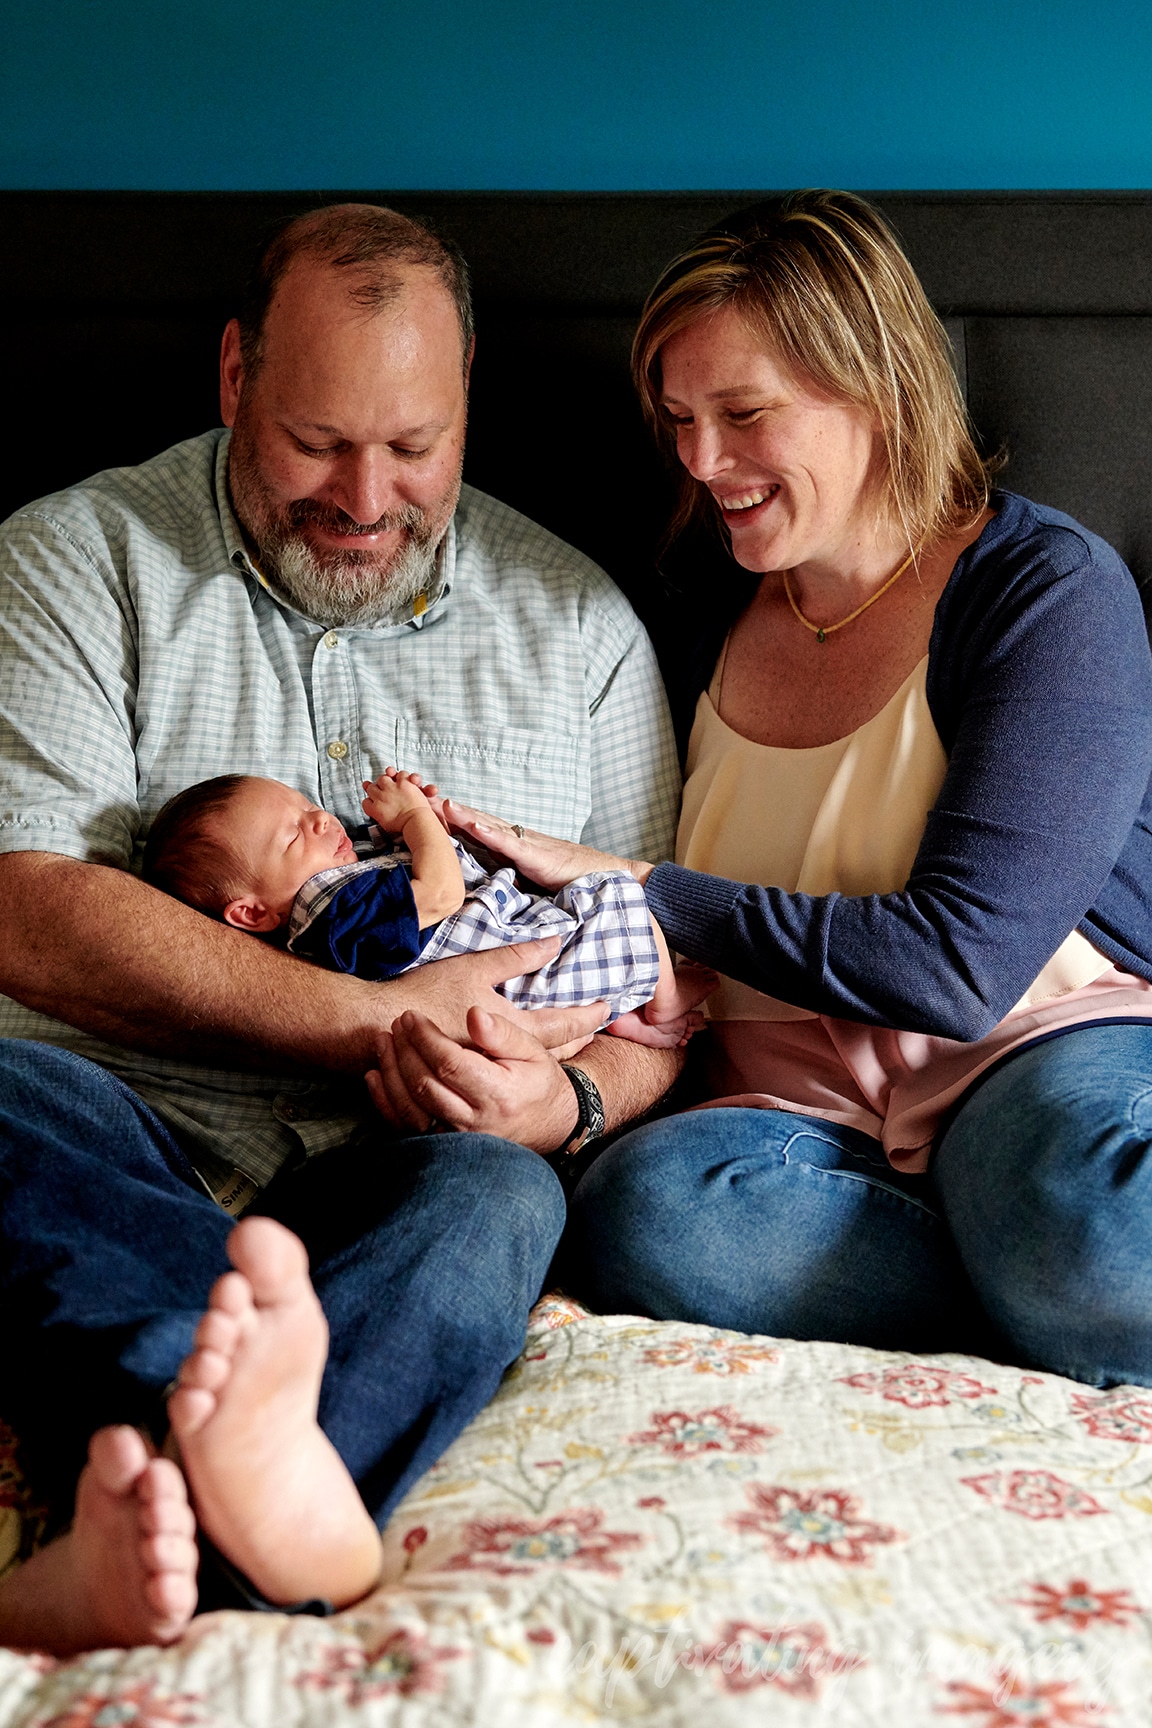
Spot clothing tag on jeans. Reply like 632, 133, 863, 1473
211, 1169, 260, 1217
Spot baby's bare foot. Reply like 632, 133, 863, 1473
167, 1216, 382, 1610
0, 1426, 197, 1654
608, 1007, 704, 1047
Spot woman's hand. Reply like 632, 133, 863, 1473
443, 799, 654, 889
367, 1007, 581, 1153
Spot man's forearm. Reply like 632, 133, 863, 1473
566, 1034, 685, 1136
0, 852, 433, 1075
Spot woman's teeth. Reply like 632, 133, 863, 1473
720, 486, 778, 512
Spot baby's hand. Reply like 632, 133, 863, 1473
362, 770, 435, 832
363, 769, 452, 834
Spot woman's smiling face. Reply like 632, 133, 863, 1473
657, 302, 884, 574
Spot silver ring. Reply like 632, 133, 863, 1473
512, 823, 525, 839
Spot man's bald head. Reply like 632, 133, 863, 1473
238, 202, 473, 379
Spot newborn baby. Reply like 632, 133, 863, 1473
143, 770, 712, 1047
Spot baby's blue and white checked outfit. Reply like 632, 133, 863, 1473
287, 837, 661, 1018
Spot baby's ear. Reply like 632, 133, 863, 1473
223, 896, 280, 934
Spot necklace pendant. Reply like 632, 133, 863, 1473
816, 628, 826, 644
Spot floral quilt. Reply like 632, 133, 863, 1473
3, 1298, 1152, 1725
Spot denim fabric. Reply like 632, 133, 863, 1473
566, 1108, 996, 1358
0, 1040, 566, 1538
935, 1023, 1152, 1389
568, 1023, 1152, 1387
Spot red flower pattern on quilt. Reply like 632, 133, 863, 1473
38, 1682, 205, 1727
686, 1618, 864, 1696
1070, 1389, 1152, 1444
730, 1483, 903, 1564
0, 1417, 47, 1556
639, 1337, 778, 1374
628, 1405, 776, 1455
445, 1507, 643, 1575
0, 1422, 25, 1510
296, 1627, 463, 1703
962, 1470, 1108, 1520
838, 1363, 998, 1408
1014, 1578, 1143, 1629
937, 1675, 1108, 1724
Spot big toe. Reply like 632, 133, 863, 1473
226, 1216, 310, 1302
87, 1426, 151, 1495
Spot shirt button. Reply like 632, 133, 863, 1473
327, 740, 349, 761
323, 631, 339, 649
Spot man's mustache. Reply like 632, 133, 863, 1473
286, 499, 427, 538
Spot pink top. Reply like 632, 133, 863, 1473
678, 657, 1152, 1171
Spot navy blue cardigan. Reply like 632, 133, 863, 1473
644, 493, 1152, 1041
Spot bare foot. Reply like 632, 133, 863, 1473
167, 1216, 382, 1610
0, 1426, 197, 1654
607, 1006, 705, 1047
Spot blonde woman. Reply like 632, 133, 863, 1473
384, 191, 1152, 1390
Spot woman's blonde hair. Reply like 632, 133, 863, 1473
631, 189, 992, 552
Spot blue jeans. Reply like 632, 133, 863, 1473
567, 1023, 1152, 1389
0, 1041, 566, 1541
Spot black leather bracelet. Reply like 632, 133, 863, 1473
554, 1063, 606, 1156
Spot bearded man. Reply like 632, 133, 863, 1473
0, 205, 680, 1649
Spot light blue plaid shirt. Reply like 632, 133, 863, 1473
0, 430, 679, 1190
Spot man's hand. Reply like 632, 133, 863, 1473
376, 939, 605, 1053
367, 1008, 581, 1153
443, 800, 653, 889
367, 1001, 687, 1154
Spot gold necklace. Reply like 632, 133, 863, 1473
782, 544, 922, 644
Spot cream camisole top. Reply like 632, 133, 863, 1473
678, 652, 1152, 1170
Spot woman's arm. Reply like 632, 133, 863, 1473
647, 510, 1152, 1042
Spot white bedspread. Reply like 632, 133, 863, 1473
3, 1298, 1151, 1724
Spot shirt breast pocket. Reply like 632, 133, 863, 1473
389, 723, 587, 841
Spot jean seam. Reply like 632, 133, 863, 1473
1125, 1083, 1152, 1130
791, 1161, 944, 1222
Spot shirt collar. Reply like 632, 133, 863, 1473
213, 429, 456, 635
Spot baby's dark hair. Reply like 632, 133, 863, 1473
142, 774, 253, 916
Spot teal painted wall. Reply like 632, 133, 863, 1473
4, 0, 1152, 190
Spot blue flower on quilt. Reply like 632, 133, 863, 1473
511, 1531, 583, 1562
685, 1545, 739, 1571
706, 1456, 759, 1478
969, 1402, 1023, 1426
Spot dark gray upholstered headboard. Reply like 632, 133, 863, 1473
5, 191, 1152, 632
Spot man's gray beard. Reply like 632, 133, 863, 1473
228, 423, 459, 628
265, 530, 441, 628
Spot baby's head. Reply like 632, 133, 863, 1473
143, 774, 356, 932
